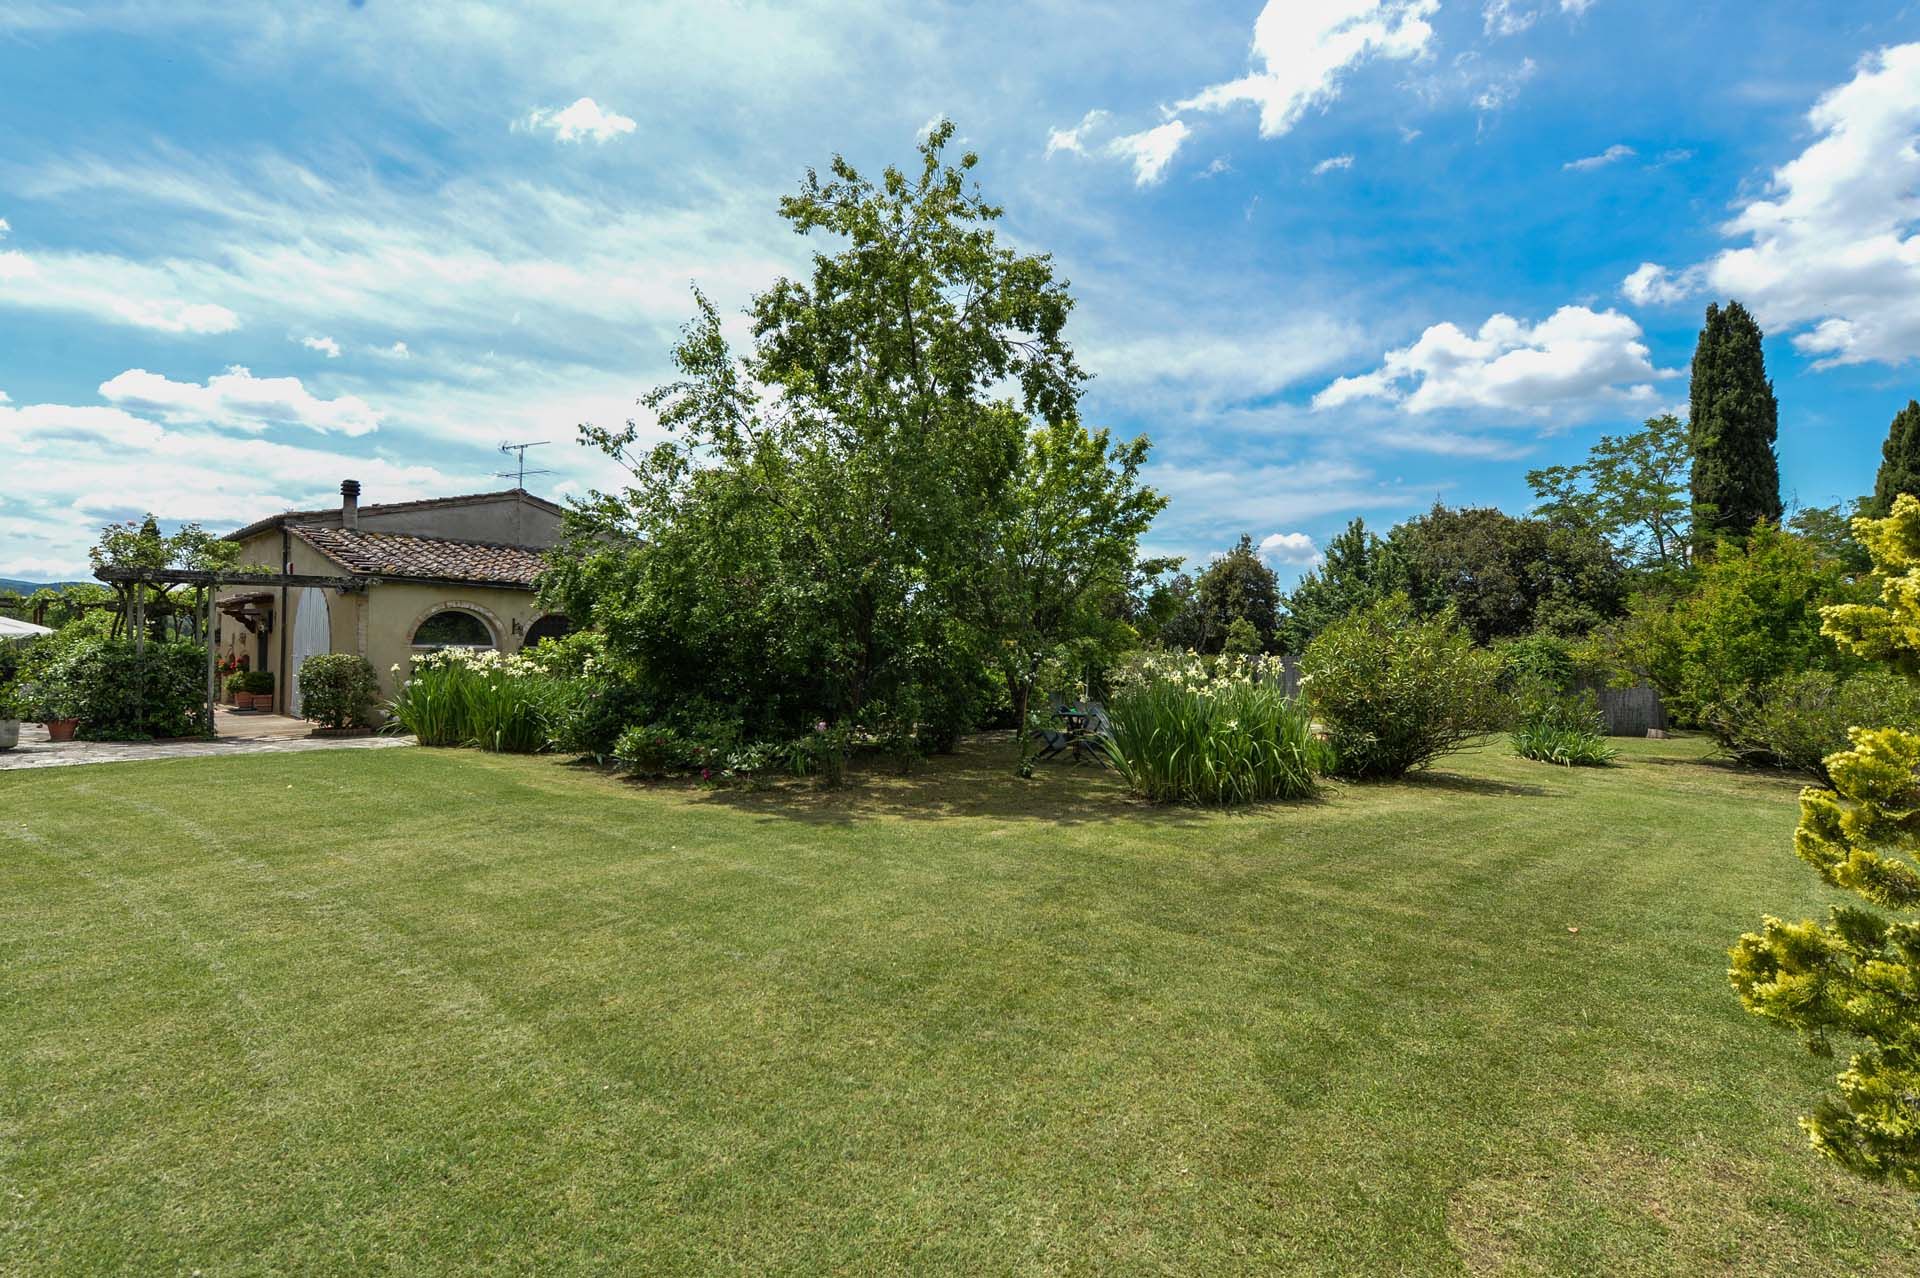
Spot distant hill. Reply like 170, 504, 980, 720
0, 578, 88, 596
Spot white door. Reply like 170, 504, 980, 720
288, 587, 331, 717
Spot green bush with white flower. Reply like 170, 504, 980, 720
1100, 649, 1323, 805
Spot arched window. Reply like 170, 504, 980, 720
412, 609, 495, 649
520, 613, 573, 650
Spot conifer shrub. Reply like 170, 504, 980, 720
1301, 595, 1504, 780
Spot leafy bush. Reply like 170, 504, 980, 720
1511, 703, 1618, 767
36, 637, 206, 739
1709, 669, 1920, 783
1301, 595, 1505, 780
1099, 650, 1321, 805
297, 654, 380, 729
224, 671, 249, 695
242, 670, 275, 695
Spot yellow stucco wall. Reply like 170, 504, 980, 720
216, 530, 562, 716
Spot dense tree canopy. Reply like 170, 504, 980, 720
543, 124, 1161, 760
1866, 399, 1920, 519
1391, 504, 1625, 644
1160, 535, 1280, 654
1528, 413, 1691, 579
1689, 301, 1782, 549
1276, 518, 1409, 654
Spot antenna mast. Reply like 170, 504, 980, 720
495, 440, 554, 489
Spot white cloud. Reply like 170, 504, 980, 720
1177, 1, 1438, 138
1562, 0, 1598, 13
1564, 143, 1635, 171
301, 334, 341, 358
1258, 531, 1322, 565
1107, 120, 1191, 186
520, 97, 636, 144
1484, 1, 1538, 37
1621, 43, 1920, 367
375, 340, 411, 360
1620, 261, 1703, 306
0, 218, 9, 238
98, 365, 381, 436
1082, 315, 1366, 405
1044, 109, 1109, 157
0, 245, 239, 334
1473, 57, 1537, 113
1311, 153, 1355, 176
1314, 306, 1669, 418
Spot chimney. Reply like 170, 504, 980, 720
341, 479, 361, 529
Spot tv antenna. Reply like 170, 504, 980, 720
495, 440, 554, 489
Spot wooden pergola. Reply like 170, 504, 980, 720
92, 566, 373, 733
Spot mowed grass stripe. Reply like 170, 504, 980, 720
2, 738, 1915, 1274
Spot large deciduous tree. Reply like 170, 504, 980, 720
1866, 399, 1920, 519
973, 419, 1166, 765
1689, 301, 1782, 550
545, 123, 1161, 754
1276, 518, 1409, 654
1527, 413, 1692, 579
1390, 503, 1625, 644
1730, 494, 1920, 1189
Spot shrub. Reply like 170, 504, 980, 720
1301, 595, 1505, 779
297, 654, 380, 729
243, 670, 275, 695
37, 637, 206, 740
613, 721, 737, 778
1710, 669, 1920, 783
224, 671, 249, 695
1099, 651, 1321, 805
1511, 702, 1618, 767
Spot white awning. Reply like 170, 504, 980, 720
0, 616, 54, 640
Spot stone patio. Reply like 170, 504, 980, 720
0, 707, 414, 770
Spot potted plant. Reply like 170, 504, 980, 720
226, 670, 252, 709
38, 684, 81, 741
0, 684, 20, 752
244, 669, 275, 712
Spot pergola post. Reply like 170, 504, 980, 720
204, 584, 218, 736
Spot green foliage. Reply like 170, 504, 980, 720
1510, 702, 1618, 768
1710, 669, 1920, 783
1277, 518, 1409, 653
1391, 503, 1626, 642
35, 637, 207, 740
1099, 654, 1321, 805
1528, 413, 1693, 578
223, 671, 249, 695
386, 650, 564, 753
545, 123, 1147, 761
242, 670, 275, 695
1163, 535, 1279, 654
1301, 595, 1505, 780
613, 723, 722, 778
1221, 616, 1262, 657
1730, 493, 1920, 1188
1605, 524, 1864, 724
297, 654, 380, 729
1689, 300, 1782, 549
1866, 399, 1920, 519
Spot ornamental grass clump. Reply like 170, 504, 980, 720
1510, 703, 1618, 767
1100, 651, 1320, 805
386, 648, 562, 752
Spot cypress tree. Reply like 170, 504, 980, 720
1866, 399, 1920, 518
1688, 300, 1782, 549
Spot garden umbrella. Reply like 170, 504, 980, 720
0, 616, 53, 641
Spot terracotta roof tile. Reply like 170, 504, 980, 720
291, 526, 548, 588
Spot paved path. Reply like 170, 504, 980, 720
0, 708, 414, 771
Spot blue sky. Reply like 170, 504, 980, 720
2, 1, 1917, 582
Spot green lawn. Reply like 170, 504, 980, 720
3, 737, 1916, 1275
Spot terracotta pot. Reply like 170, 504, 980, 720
232, 691, 252, 710
45, 718, 80, 742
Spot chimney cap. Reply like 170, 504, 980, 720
341, 479, 362, 498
